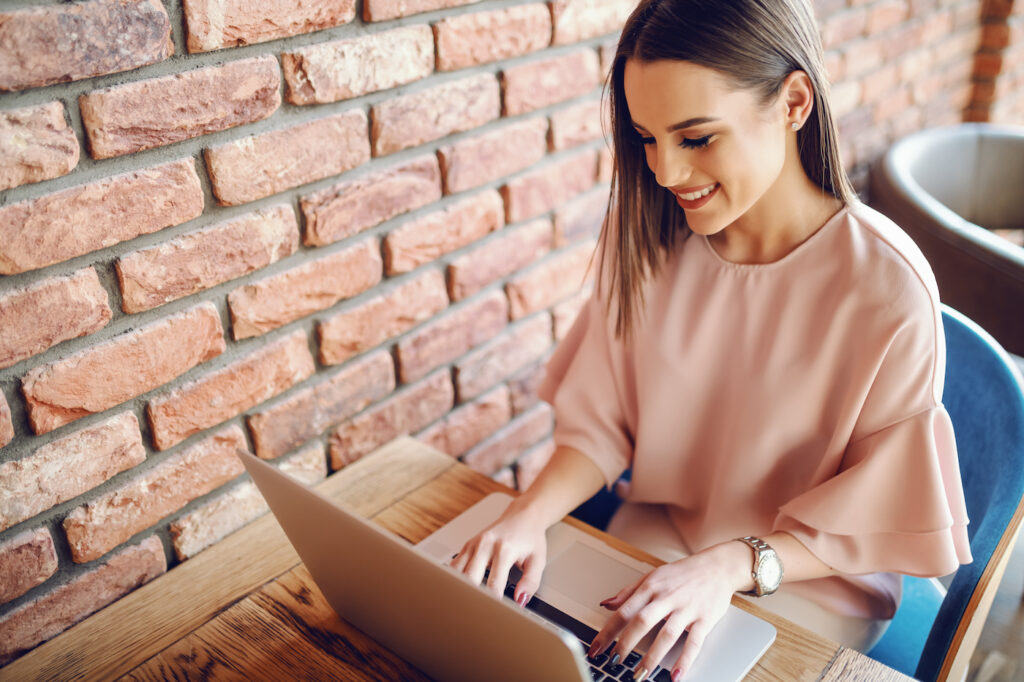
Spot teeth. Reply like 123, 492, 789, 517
678, 185, 715, 201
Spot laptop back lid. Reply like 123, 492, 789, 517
239, 451, 591, 682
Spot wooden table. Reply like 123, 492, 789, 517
1, 437, 911, 681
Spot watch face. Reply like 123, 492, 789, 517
758, 551, 783, 590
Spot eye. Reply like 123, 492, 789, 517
680, 135, 712, 149
633, 130, 655, 145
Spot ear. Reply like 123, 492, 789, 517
780, 70, 815, 129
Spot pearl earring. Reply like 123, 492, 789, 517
791, 122, 800, 131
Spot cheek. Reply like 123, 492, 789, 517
643, 145, 657, 173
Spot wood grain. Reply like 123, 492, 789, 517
820, 647, 915, 681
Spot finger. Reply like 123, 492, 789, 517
514, 552, 544, 606
589, 587, 648, 658
486, 546, 515, 598
462, 539, 494, 587
636, 612, 690, 679
610, 601, 672, 662
448, 542, 473, 571
598, 579, 639, 610
671, 619, 711, 680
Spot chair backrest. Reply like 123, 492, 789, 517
916, 306, 1024, 681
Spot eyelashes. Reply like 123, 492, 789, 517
635, 133, 713, 150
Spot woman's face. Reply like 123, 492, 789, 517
622, 59, 790, 237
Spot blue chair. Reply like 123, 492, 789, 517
865, 305, 1024, 681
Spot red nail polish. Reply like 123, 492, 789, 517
671, 668, 683, 681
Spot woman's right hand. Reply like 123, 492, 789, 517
449, 500, 548, 607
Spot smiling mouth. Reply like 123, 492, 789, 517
674, 184, 717, 201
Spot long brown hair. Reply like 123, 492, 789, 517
600, 0, 855, 338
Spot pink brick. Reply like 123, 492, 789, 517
867, 0, 907, 34
0, 0, 172, 92
553, 286, 592, 340
363, 0, 479, 21
448, 219, 552, 301
318, 269, 449, 365
63, 427, 246, 563
301, 155, 442, 247
330, 370, 453, 468
435, 4, 551, 71
0, 536, 165, 666
0, 529, 58, 605
0, 413, 145, 532
502, 50, 602, 116
515, 438, 555, 490
463, 403, 553, 476
0, 268, 112, 370
550, 0, 636, 45
502, 150, 598, 222
384, 190, 504, 275
0, 102, 79, 191
438, 117, 548, 194
185, 0, 356, 53
22, 303, 225, 435
549, 98, 605, 150
117, 205, 299, 314
228, 238, 382, 339
507, 241, 596, 319
0, 393, 11, 448
282, 25, 433, 105
454, 314, 553, 400
418, 385, 511, 458
147, 330, 315, 450
371, 74, 500, 156
0, 158, 203, 276
205, 110, 370, 206
554, 187, 609, 245
80, 57, 280, 159
395, 290, 509, 383
247, 351, 395, 459
508, 357, 549, 414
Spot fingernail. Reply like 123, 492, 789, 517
634, 667, 650, 681
610, 652, 620, 665
672, 668, 684, 682
516, 592, 529, 607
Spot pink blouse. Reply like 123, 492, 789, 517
538, 202, 972, 619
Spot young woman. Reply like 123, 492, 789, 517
452, 1, 971, 679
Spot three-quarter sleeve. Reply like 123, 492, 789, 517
538, 289, 634, 487
773, 303, 972, 577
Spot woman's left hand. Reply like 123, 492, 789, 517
587, 541, 750, 680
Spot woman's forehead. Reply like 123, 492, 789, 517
623, 59, 751, 130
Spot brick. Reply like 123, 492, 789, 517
247, 350, 395, 459
981, 23, 1011, 50
820, 8, 867, 49
508, 357, 548, 414
502, 50, 602, 116
319, 269, 449, 365
554, 186, 608, 245
330, 370, 453, 468
0, 393, 11, 448
371, 74, 500, 156
438, 117, 548, 194
861, 65, 900, 103
363, 0, 479, 21
515, 438, 555, 490
384, 190, 504, 275
205, 110, 370, 206
147, 330, 315, 450
448, 218, 552, 301
170, 442, 325, 560
507, 241, 595, 319
22, 303, 225, 435
117, 205, 299, 314
80, 57, 280, 159
417, 385, 511, 458
0, 0, 172, 92
550, 0, 635, 45
185, 0, 355, 53
0, 536, 165, 666
435, 4, 550, 71
873, 85, 913, 123
228, 238, 383, 339
0, 102, 79, 191
553, 286, 591, 340
974, 52, 1005, 78
550, 99, 605, 151
302, 155, 442, 247
282, 25, 433, 105
463, 403, 553, 476
828, 80, 862, 123
0, 413, 145, 532
843, 39, 884, 78
599, 40, 617, 78
502, 150, 598, 222
0, 529, 58, 605
824, 50, 845, 82
455, 314, 552, 401
395, 290, 508, 383
0, 158, 204, 276
868, 0, 908, 33
0, 268, 112, 371
63, 427, 245, 563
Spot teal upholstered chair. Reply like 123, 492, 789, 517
865, 306, 1024, 681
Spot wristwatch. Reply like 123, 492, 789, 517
736, 536, 784, 597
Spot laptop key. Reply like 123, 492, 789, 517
624, 652, 642, 668
588, 653, 609, 667
590, 666, 606, 681
651, 669, 673, 682
604, 662, 626, 676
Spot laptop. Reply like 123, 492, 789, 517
239, 450, 776, 681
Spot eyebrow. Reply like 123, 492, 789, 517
631, 116, 719, 132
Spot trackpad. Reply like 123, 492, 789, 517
544, 541, 645, 607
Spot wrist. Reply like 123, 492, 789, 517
707, 540, 756, 593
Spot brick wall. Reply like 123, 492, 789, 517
967, 0, 1024, 122
0, 0, 1019, 664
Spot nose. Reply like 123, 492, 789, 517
651, 144, 691, 189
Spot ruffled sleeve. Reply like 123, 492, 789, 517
538, 289, 634, 488
773, 301, 972, 577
